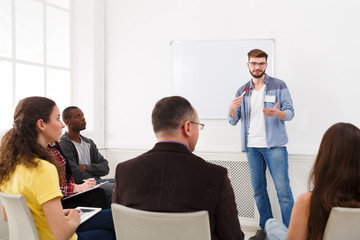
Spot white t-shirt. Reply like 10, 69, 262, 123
73, 137, 91, 165
247, 85, 267, 147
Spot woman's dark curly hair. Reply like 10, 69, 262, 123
0, 96, 63, 187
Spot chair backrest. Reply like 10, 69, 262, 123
323, 207, 360, 240
0, 192, 39, 240
111, 203, 211, 240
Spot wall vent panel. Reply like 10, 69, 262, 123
207, 159, 255, 219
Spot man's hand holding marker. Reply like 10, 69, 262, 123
228, 87, 249, 118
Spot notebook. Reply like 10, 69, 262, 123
76, 206, 102, 224
62, 181, 109, 200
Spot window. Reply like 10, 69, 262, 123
0, 0, 71, 131
0, 0, 104, 146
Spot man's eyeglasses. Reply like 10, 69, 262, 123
249, 62, 267, 68
190, 121, 205, 130
181, 121, 205, 130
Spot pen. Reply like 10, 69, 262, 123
83, 179, 96, 183
240, 87, 249, 97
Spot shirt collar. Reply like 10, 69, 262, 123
157, 140, 190, 151
250, 74, 269, 89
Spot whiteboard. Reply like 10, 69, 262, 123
171, 39, 274, 119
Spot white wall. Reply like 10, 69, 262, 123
71, 0, 105, 146
104, 0, 360, 223
105, 0, 360, 153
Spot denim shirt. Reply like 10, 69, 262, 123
228, 74, 294, 152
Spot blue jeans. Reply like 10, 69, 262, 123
265, 218, 288, 240
247, 147, 294, 228
76, 209, 115, 240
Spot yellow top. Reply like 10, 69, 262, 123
1, 158, 77, 240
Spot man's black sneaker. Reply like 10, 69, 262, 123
248, 229, 266, 240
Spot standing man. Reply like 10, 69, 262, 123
113, 96, 244, 240
60, 106, 114, 205
228, 49, 294, 240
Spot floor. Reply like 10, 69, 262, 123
242, 225, 259, 239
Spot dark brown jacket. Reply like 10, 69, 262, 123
113, 142, 244, 240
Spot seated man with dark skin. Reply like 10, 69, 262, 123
60, 106, 114, 205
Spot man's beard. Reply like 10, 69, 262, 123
249, 69, 266, 79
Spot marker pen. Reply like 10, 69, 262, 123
240, 87, 249, 97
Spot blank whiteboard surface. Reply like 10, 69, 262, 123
171, 40, 274, 119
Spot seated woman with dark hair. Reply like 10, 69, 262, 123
265, 122, 360, 240
0, 96, 115, 240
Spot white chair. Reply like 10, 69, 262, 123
0, 192, 39, 240
111, 203, 211, 240
323, 207, 360, 240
